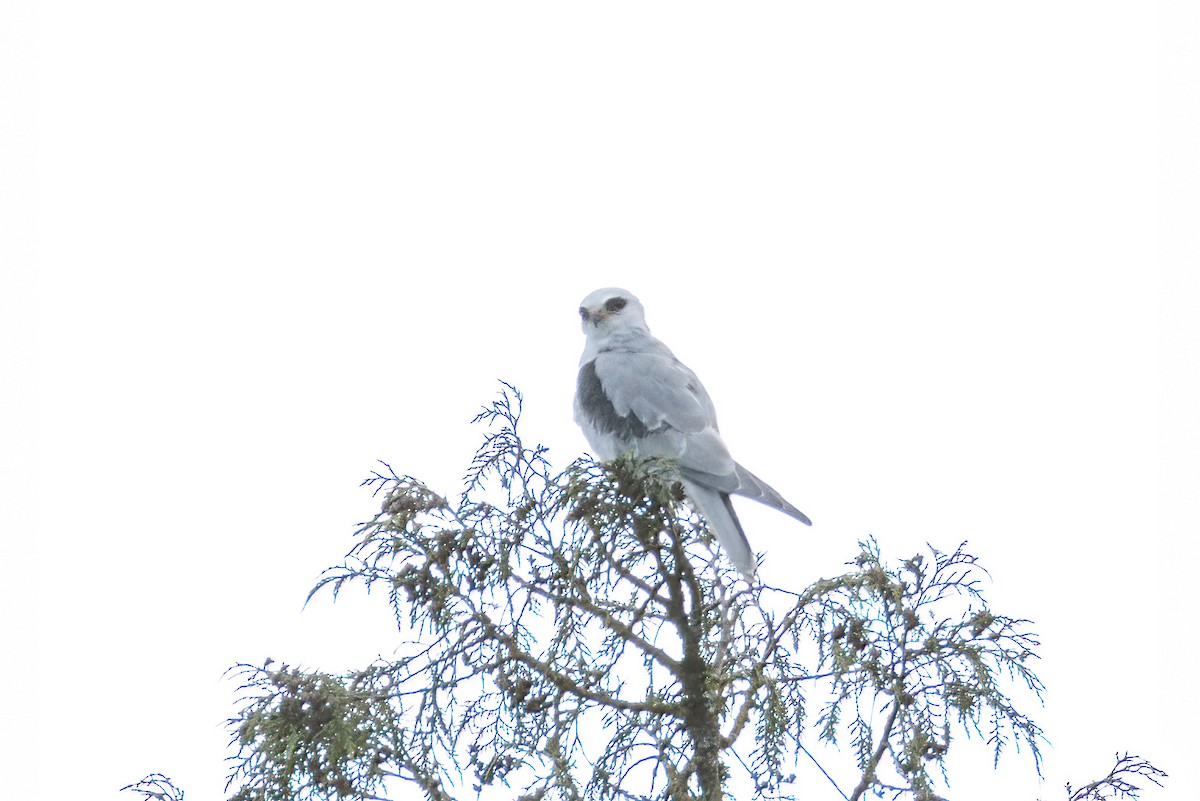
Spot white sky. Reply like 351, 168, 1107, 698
2, 2, 1197, 800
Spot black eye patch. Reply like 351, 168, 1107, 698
579, 307, 589, 320
604, 297, 628, 313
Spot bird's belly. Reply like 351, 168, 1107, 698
579, 421, 632, 461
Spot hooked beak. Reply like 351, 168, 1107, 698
580, 306, 611, 325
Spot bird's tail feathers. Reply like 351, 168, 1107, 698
681, 479, 756, 579
731, 463, 812, 526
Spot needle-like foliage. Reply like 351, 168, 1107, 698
121, 774, 187, 801
1066, 754, 1167, 801
213, 384, 1156, 801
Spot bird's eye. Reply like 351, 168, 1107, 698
605, 297, 628, 313
579, 307, 589, 320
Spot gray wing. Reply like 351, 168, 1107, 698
576, 342, 812, 552
684, 462, 813, 526
588, 348, 736, 478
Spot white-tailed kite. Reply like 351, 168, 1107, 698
573, 287, 811, 578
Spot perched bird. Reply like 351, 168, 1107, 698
573, 287, 811, 577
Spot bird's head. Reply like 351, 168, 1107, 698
578, 287, 648, 336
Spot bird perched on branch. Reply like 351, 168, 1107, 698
573, 287, 811, 578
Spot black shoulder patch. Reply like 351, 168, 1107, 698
577, 360, 652, 441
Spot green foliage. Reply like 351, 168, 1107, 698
212, 384, 1111, 801
806, 538, 1045, 799
226, 662, 403, 801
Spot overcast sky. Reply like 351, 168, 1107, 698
2, 3, 1198, 800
